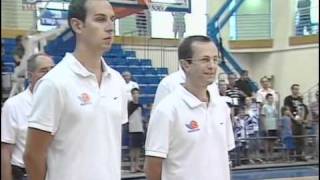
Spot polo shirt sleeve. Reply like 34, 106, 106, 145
1, 100, 17, 144
145, 106, 171, 158
225, 107, 235, 151
153, 81, 170, 107
28, 80, 64, 134
121, 82, 128, 124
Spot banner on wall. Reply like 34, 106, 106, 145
39, 8, 68, 26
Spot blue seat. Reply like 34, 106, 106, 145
124, 51, 136, 57
128, 59, 141, 66
141, 86, 157, 94
129, 67, 144, 75
143, 67, 157, 75
156, 67, 168, 75
139, 96, 154, 105
140, 59, 152, 67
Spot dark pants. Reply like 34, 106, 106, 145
12, 165, 27, 180
292, 123, 305, 157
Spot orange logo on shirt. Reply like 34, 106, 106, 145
78, 93, 91, 105
185, 120, 200, 132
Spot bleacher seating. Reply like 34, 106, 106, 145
41, 29, 168, 106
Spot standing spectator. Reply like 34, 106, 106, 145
144, 35, 235, 180
296, 0, 312, 36
309, 90, 319, 158
256, 76, 279, 106
13, 35, 26, 67
218, 80, 232, 107
225, 73, 246, 114
233, 107, 247, 166
284, 84, 307, 161
1, 53, 54, 180
244, 97, 262, 163
278, 106, 296, 161
23, 1, 128, 180
235, 70, 256, 97
261, 93, 278, 161
122, 71, 139, 101
128, 88, 144, 173
172, 12, 186, 39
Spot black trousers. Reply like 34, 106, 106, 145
12, 165, 27, 180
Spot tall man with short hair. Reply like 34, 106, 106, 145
144, 35, 235, 180
1, 53, 54, 180
24, 1, 128, 180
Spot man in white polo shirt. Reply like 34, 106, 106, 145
1, 53, 54, 180
144, 35, 235, 180
23, 1, 128, 180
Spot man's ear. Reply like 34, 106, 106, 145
70, 18, 84, 34
180, 60, 191, 72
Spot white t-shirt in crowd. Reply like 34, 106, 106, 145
28, 53, 128, 180
145, 85, 235, 180
256, 88, 278, 104
129, 106, 144, 133
126, 81, 139, 101
1, 89, 32, 168
153, 69, 220, 107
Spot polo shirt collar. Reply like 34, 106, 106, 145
179, 84, 216, 109
66, 52, 111, 78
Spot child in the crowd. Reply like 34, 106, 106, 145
278, 106, 296, 161
233, 107, 248, 165
128, 88, 144, 172
261, 93, 278, 161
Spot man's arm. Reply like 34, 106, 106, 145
24, 128, 54, 180
144, 156, 163, 180
1, 143, 14, 180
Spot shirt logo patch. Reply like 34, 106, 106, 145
185, 120, 200, 133
78, 93, 91, 105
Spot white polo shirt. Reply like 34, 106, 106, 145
28, 53, 128, 180
145, 85, 235, 180
256, 88, 278, 104
153, 69, 220, 107
1, 89, 32, 168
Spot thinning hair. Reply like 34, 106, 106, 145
178, 35, 212, 60
27, 53, 49, 72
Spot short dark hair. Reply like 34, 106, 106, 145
265, 93, 273, 99
68, 0, 88, 34
178, 35, 212, 60
15, 35, 23, 43
291, 84, 300, 90
131, 88, 140, 94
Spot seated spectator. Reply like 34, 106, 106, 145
256, 76, 279, 106
128, 88, 144, 173
122, 71, 139, 101
261, 93, 278, 161
278, 106, 296, 161
235, 70, 256, 97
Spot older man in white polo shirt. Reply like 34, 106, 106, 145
144, 35, 235, 180
23, 1, 128, 180
1, 53, 54, 180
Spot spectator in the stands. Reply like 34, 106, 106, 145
309, 90, 319, 158
13, 35, 26, 67
284, 84, 308, 161
235, 70, 256, 97
122, 71, 139, 101
244, 97, 262, 163
128, 88, 144, 173
256, 76, 278, 106
233, 107, 248, 166
225, 73, 246, 115
278, 106, 296, 161
261, 93, 278, 161
218, 80, 232, 107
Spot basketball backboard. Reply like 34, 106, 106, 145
110, 0, 191, 13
